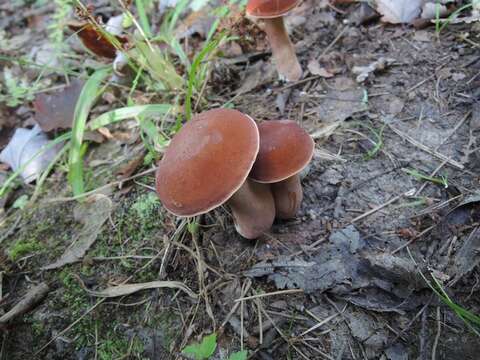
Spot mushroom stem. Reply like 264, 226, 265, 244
263, 17, 302, 82
271, 174, 302, 219
227, 179, 275, 239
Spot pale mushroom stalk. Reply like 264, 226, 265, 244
227, 179, 275, 239
263, 16, 302, 82
271, 174, 302, 219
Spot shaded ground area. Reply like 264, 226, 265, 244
1, 1, 480, 359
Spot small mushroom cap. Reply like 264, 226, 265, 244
250, 120, 314, 183
246, 0, 300, 18
156, 109, 259, 217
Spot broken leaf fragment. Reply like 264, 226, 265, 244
352, 57, 396, 83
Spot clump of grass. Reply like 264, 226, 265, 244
97, 333, 146, 360
132, 192, 160, 222
407, 248, 480, 336
8, 240, 43, 261
403, 168, 448, 188
58, 270, 95, 348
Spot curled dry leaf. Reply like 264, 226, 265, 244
0, 125, 64, 183
68, 20, 128, 59
85, 280, 197, 299
34, 79, 84, 132
41, 194, 112, 270
375, 0, 422, 24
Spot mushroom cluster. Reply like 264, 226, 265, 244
155, 109, 314, 239
155, 1, 312, 239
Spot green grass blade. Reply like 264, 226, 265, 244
135, 41, 184, 90
135, 0, 152, 38
68, 67, 110, 197
88, 104, 173, 130
185, 33, 226, 120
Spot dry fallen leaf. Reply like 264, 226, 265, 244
352, 57, 396, 83
42, 194, 112, 270
174, 8, 215, 39
34, 79, 84, 132
85, 280, 197, 299
68, 20, 128, 59
307, 59, 334, 78
375, 0, 422, 24
0, 125, 64, 183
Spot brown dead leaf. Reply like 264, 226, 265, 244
97, 127, 114, 140
34, 79, 84, 132
307, 59, 334, 78
85, 280, 197, 299
174, 8, 215, 39
116, 153, 145, 179
235, 60, 276, 95
67, 20, 128, 59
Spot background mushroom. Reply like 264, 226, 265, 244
155, 108, 275, 239
246, 0, 302, 82
250, 120, 314, 219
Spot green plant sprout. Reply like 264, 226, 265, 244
182, 333, 248, 360
404, 168, 448, 188
407, 247, 480, 336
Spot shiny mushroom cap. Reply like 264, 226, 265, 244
246, 0, 300, 19
250, 120, 314, 183
156, 109, 259, 217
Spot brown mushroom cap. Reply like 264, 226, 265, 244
250, 120, 314, 183
246, 0, 300, 18
156, 109, 259, 217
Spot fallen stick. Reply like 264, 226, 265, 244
0, 282, 49, 324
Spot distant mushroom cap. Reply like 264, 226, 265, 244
250, 120, 314, 183
246, 0, 300, 19
156, 109, 259, 217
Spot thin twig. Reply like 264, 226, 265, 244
392, 225, 436, 255
388, 125, 464, 169
235, 289, 304, 302
221, 279, 252, 328
351, 189, 415, 223
431, 307, 441, 360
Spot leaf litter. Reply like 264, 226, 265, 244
246, 225, 438, 313
41, 194, 112, 270
3, 0, 480, 358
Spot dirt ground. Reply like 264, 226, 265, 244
1, 1, 480, 359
